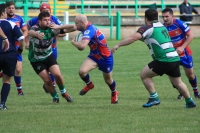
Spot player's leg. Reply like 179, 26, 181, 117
30, 61, 59, 103
14, 54, 24, 96
0, 52, 17, 110
102, 71, 118, 104
38, 69, 59, 103
169, 76, 196, 108
79, 57, 97, 95
140, 64, 160, 108
177, 55, 200, 99
1, 74, 12, 110
183, 66, 200, 98
167, 61, 196, 108
50, 47, 57, 87
47, 54, 72, 102
42, 47, 57, 93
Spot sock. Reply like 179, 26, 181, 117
1, 83, 11, 104
189, 76, 198, 95
49, 73, 56, 86
150, 92, 159, 100
58, 85, 66, 94
14, 76, 22, 92
108, 80, 116, 92
81, 74, 91, 85
185, 97, 193, 103
50, 90, 59, 99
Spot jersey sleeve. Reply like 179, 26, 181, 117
82, 28, 95, 41
51, 16, 62, 25
137, 25, 152, 39
19, 16, 26, 29
175, 19, 190, 34
27, 17, 38, 29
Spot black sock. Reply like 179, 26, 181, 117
1, 83, 11, 104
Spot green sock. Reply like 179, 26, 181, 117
59, 85, 66, 94
150, 92, 159, 100
51, 90, 59, 99
185, 97, 193, 103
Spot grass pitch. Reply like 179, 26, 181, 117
0, 38, 199, 133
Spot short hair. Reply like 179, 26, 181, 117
0, 4, 6, 16
5, 1, 15, 8
38, 11, 50, 20
162, 8, 174, 15
145, 9, 158, 21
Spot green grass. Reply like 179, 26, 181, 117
0, 38, 200, 133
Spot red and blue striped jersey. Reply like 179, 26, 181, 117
7, 14, 26, 29
164, 18, 192, 57
81, 22, 111, 60
7, 14, 26, 46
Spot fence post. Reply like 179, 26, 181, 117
108, 0, 111, 16
23, 0, 28, 22
109, 16, 113, 40
135, 0, 139, 18
63, 12, 69, 41
81, 0, 84, 14
54, 0, 56, 16
161, 0, 165, 10
116, 11, 121, 40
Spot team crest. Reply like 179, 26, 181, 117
84, 30, 90, 34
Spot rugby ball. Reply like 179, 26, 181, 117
75, 32, 83, 42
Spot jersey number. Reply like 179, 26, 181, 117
162, 29, 170, 38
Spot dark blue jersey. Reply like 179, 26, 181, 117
0, 19, 24, 54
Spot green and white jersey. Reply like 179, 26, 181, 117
137, 21, 180, 62
28, 24, 60, 62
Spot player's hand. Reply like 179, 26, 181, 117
50, 23, 59, 30
176, 47, 184, 55
111, 45, 119, 53
2, 38, 9, 51
37, 32, 44, 40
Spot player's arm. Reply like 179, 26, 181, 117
111, 32, 142, 53
28, 29, 44, 40
0, 27, 10, 51
0, 27, 7, 39
21, 25, 28, 37
13, 25, 25, 54
51, 23, 76, 33
182, 30, 194, 47
71, 39, 89, 51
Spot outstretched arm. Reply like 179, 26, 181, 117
28, 30, 44, 40
111, 32, 142, 53
50, 23, 76, 33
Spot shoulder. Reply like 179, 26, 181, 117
173, 18, 184, 26
137, 24, 153, 34
51, 15, 62, 24
14, 14, 23, 20
31, 24, 40, 31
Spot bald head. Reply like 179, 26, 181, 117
75, 14, 88, 24
75, 14, 88, 31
